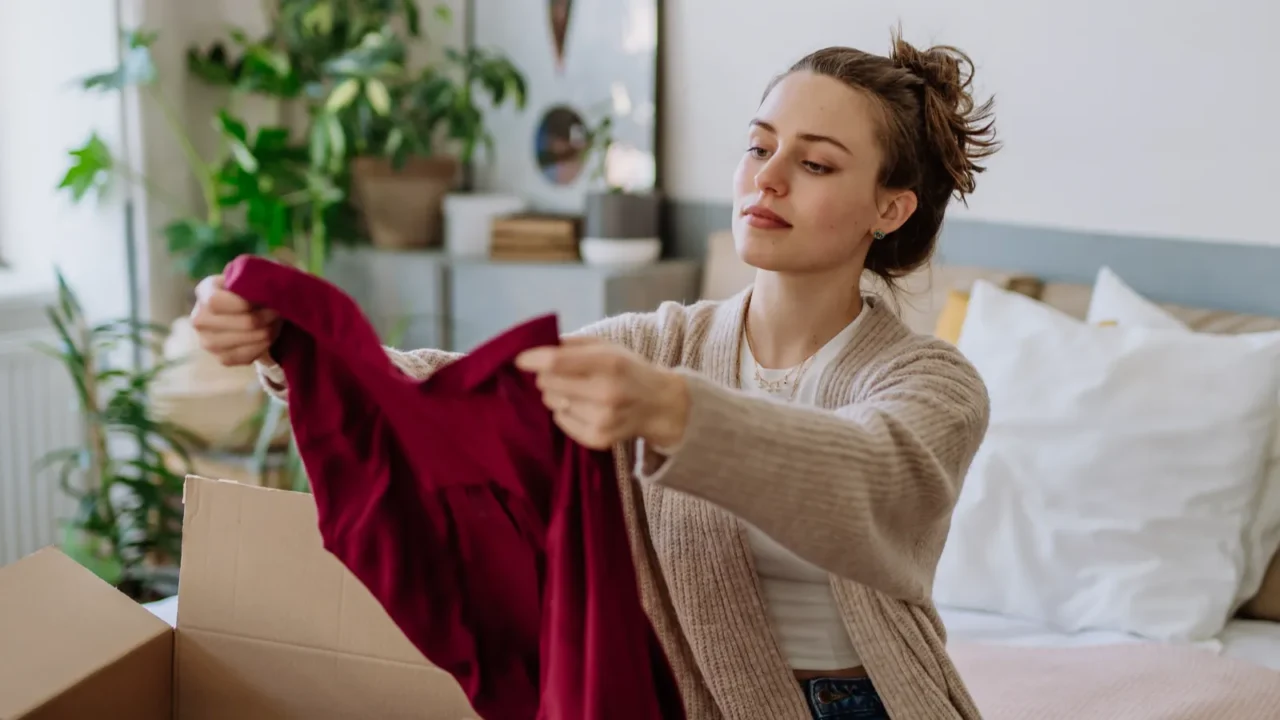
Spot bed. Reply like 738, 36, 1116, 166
911, 263, 1280, 718
941, 605, 1280, 670
940, 604, 1280, 717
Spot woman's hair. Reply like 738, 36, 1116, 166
765, 28, 999, 286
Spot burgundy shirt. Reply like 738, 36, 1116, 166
223, 256, 683, 720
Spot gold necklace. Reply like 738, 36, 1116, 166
743, 324, 819, 400
752, 361, 805, 394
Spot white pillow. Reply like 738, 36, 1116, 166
936, 280, 1279, 642
1086, 266, 1280, 613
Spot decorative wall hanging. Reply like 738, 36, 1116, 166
472, 0, 660, 214
550, 0, 573, 72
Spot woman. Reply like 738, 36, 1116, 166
191, 29, 998, 720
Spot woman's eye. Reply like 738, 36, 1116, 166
746, 146, 768, 158
803, 161, 833, 175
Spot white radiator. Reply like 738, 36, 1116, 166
0, 330, 80, 567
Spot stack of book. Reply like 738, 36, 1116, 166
489, 214, 582, 262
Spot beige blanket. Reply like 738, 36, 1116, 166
949, 642, 1280, 719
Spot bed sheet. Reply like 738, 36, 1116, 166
939, 604, 1280, 670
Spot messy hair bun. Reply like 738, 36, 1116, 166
889, 30, 997, 198
775, 29, 1000, 286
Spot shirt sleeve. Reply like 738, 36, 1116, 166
633, 343, 990, 605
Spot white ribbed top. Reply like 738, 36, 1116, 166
740, 314, 863, 671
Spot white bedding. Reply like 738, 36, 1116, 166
939, 604, 1280, 671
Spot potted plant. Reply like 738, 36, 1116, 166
312, 27, 528, 250
62, 30, 342, 285
58, 29, 325, 460
579, 109, 663, 266
35, 271, 199, 601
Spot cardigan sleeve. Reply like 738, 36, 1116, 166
634, 342, 990, 605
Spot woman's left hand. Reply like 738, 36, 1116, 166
515, 336, 690, 451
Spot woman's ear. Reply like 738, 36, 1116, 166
876, 188, 918, 235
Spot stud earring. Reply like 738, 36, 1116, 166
872, 230, 886, 240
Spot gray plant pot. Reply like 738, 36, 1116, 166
583, 190, 662, 241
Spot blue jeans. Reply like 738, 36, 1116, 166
800, 676, 890, 719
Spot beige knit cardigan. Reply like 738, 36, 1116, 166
258, 288, 990, 720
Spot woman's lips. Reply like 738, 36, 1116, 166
742, 205, 792, 230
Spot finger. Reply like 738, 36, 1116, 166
215, 345, 270, 367
514, 346, 557, 373
540, 389, 570, 412
192, 303, 276, 333
199, 328, 274, 353
545, 394, 629, 437
526, 344, 624, 377
255, 308, 280, 326
206, 287, 254, 315
194, 275, 224, 307
551, 409, 614, 451
535, 372, 618, 403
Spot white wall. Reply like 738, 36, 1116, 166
662, 0, 1280, 247
0, 0, 134, 322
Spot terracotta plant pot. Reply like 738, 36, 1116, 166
351, 155, 460, 249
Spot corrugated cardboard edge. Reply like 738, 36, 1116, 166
176, 475, 478, 719
0, 547, 173, 719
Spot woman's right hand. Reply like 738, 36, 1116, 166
191, 274, 281, 367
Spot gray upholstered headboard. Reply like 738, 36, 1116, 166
936, 219, 1280, 318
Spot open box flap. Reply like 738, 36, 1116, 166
175, 475, 476, 719
0, 547, 172, 719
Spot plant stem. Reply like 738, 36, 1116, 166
146, 86, 222, 226
308, 201, 327, 276
77, 320, 119, 550
114, 163, 186, 214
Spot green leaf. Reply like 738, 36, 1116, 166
385, 127, 405, 158
325, 113, 347, 172
402, 0, 422, 35
215, 110, 249, 142
365, 78, 392, 116
82, 30, 158, 91
229, 140, 259, 173
433, 3, 453, 24
322, 30, 406, 79
184, 231, 262, 280
127, 28, 159, 49
302, 1, 335, 36
241, 44, 293, 86
61, 525, 125, 586
215, 111, 258, 173
186, 43, 237, 87
162, 219, 219, 254
326, 78, 361, 111
252, 127, 291, 154
57, 134, 115, 201
309, 114, 330, 170
305, 171, 345, 205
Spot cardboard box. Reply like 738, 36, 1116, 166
0, 476, 478, 719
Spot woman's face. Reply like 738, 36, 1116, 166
732, 71, 902, 275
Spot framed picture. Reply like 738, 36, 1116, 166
471, 0, 660, 214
